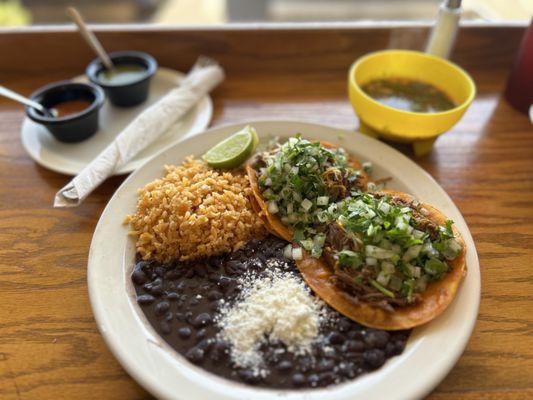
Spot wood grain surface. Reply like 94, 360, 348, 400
0, 25, 532, 400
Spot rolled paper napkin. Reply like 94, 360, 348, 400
54, 57, 224, 207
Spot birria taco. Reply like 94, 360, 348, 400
247, 136, 466, 330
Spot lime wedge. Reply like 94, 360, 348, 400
203, 126, 258, 169
251, 126, 259, 149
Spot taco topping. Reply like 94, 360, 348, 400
252, 138, 463, 314
323, 192, 462, 311
254, 135, 366, 257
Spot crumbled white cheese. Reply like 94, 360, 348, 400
216, 261, 325, 374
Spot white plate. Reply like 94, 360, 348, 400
21, 67, 213, 175
88, 121, 480, 400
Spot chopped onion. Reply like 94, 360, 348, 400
292, 192, 301, 202
413, 229, 425, 239
291, 166, 299, 175
379, 239, 392, 250
268, 201, 279, 214
415, 276, 428, 292
391, 244, 401, 254
372, 232, 384, 244
363, 209, 376, 219
365, 245, 395, 259
381, 261, 395, 274
313, 234, 326, 247
263, 188, 273, 198
362, 161, 373, 174
396, 220, 408, 231
264, 177, 272, 186
366, 257, 378, 266
413, 266, 422, 278
377, 271, 391, 286
283, 244, 293, 259
422, 242, 439, 258
301, 198, 313, 211
317, 196, 329, 206
389, 275, 402, 291
442, 238, 462, 260
286, 202, 293, 215
300, 239, 314, 251
378, 202, 391, 214
402, 245, 422, 262
405, 263, 416, 277
292, 247, 303, 260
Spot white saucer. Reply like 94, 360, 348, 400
20, 67, 213, 176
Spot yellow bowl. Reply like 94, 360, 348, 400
348, 50, 476, 155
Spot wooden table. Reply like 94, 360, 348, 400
0, 24, 531, 400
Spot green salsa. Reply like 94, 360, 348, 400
97, 64, 147, 85
361, 78, 455, 113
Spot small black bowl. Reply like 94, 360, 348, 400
26, 81, 105, 143
86, 51, 158, 107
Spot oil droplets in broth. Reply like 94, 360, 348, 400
361, 78, 456, 113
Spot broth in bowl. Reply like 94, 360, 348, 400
361, 78, 455, 113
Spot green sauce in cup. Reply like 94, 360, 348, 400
97, 64, 147, 86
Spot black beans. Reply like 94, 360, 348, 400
189, 298, 200, 306
131, 268, 148, 285
154, 301, 170, 317
328, 332, 345, 345
196, 338, 214, 353
363, 349, 386, 368
364, 330, 390, 349
239, 369, 261, 384
299, 355, 314, 373
292, 373, 306, 387
307, 373, 320, 387
166, 292, 179, 301
191, 313, 212, 328
317, 359, 334, 372
195, 328, 207, 341
195, 264, 208, 278
319, 372, 335, 385
277, 360, 293, 371
164, 311, 173, 322
145, 278, 164, 296
211, 341, 230, 362
345, 340, 365, 352
165, 269, 181, 280
337, 319, 353, 332
218, 276, 232, 289
137, 294, 155, 305
186, 347, 204, 364
160, 321, 171, 334
132, 235, 409, 390
207, 290, 223, 301
177, 327, 192, 339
